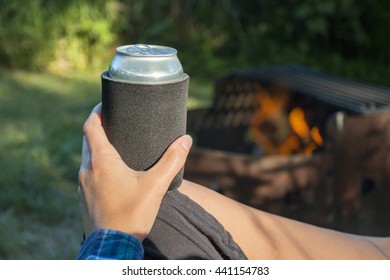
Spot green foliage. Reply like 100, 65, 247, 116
0, 0, 389, 85
96, 0, 389, 85
0, 0, 54, 69
50, 0, 116, 71
0, 0, 116, 71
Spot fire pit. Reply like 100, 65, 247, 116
185, 65, 390, 235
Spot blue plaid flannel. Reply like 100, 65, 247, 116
77, 228, 144, 260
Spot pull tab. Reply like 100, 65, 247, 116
133, 44, 155, 55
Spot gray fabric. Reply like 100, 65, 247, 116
101, 71, 189, 190
143, 190, 247, 260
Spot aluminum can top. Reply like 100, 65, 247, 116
108, 44, 184, 83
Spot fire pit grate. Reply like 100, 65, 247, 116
233, 65, 390, 113
185, 65, 390, 235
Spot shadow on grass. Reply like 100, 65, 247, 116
0, 71, 100, 259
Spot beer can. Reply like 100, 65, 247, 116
109, 44, 184, 83
101, 43, 189, 191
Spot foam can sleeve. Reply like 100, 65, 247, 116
101, 71, 189, 190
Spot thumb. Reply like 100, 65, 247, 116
145, 135, 192, 191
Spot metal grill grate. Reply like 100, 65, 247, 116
232, 65, 390, 113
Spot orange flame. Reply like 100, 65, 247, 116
288, 107, 324, 155
249, 87, 323, 155
249, 86, 291, 155
289, 107, 310, 141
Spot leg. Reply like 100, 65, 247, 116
179, 180, 390, 259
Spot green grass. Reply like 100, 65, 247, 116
0, 69, 212, 259
0, 71, 99, 259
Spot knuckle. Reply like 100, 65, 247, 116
168, 142, 188, 164
82, 120, 90, 135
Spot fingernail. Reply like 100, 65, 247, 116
179, 135, 193, 151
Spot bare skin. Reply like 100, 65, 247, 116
179, 180, 390, 260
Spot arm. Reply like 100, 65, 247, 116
179, 180, 390, 259
77, 103, 192, 260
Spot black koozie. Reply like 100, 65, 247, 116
101, 71, 189, 190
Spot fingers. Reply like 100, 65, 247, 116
83, 103, 115, 156
82, 103, 192, 195
145, 135, 192, 191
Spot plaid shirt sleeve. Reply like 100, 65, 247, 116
77, 228, 144, 260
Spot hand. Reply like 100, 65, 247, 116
78, 103, 192, 241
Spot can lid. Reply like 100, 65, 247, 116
118, 44, 177, 57
109, 44, 184, 83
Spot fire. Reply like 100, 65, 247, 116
287, 107, 324, 155
249, 86, 291, 155
249, 87, 324, 155
289, 107, 310, 141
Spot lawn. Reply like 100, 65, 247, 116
0, 70, 212, 259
